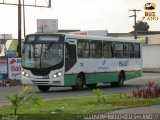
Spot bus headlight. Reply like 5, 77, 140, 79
57, 72, 62, 76
52, 71, 62, 78
22, 71, 25, 76
53, 74, 57, 78
22, 71, 30, 78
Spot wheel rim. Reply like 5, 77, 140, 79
120, 75, 124, 86
77, 78, 83, 87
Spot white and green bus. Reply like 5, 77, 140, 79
21, 33, 142, 91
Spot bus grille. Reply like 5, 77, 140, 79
31, 70, 50, 76
31, 80, 49, 85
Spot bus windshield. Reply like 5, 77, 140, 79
22, 41, 63, 69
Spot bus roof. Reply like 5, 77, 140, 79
65, 34, 141, 43
27, 33, 141, 43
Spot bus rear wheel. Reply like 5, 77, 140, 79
110, 72, 124, 87
72, 74, 85, 91
38, 86, 50, 92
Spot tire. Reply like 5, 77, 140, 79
72, 74, 85, 91
110, 72, 124, 87
38, 86, 50, 92
85, 83, 97, 88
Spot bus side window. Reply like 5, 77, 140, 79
115, 42, 124, 58
91, 41, 102, 58
125, 43, 134, 58
134, 43, 140, 58
111, 43, 115, 58
77, 40, 90, 58
103, 42, 113, 58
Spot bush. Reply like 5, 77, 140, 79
5, 86, 44, 115
133, 81, 160, 98
2, 78, 22, 87
93, 89, 105, 103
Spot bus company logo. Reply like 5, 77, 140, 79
119, 60, 129, 67
142, 2, 159, 21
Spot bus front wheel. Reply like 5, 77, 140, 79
38, 86, 50, 92
110, 72, 124, 87
72, 74, 85, 91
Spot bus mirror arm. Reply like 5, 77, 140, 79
65, 42, 70, 46
65, 41, 76, 45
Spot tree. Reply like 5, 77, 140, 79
133, 20, 149, 31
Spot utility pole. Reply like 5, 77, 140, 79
3, 35, 6, 56
0, 0, 51, 57
18, 0, 21, 57
129, 9, 141, 39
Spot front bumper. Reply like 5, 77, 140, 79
21, 76, 64, 86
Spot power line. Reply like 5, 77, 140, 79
129, 9, 141, 39
0, 0, 51, 57
0, 0, 51, 8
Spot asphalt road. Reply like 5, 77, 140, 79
0, 73, 160, 105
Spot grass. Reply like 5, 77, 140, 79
0, 94, 160, 120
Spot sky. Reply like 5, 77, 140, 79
0, 0, 159, 38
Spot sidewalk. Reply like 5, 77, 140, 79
109, 105, 160, 114
143, 68, 160, 73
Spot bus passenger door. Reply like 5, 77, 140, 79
65, 43, 77, 72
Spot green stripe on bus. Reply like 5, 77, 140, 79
125, 70, 142, 80
85, 72, 119, 84
64, 74, 78, 86
64, 71, 142, 86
